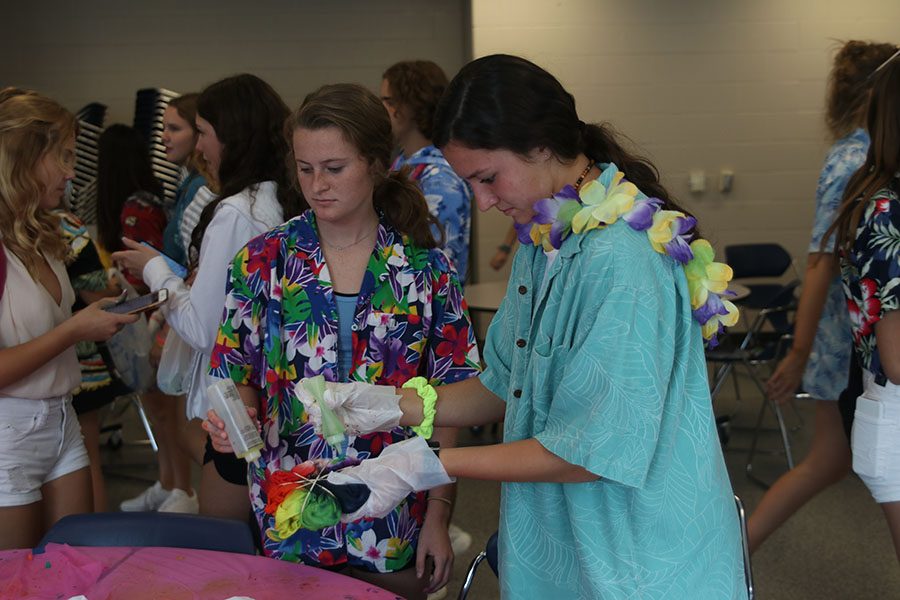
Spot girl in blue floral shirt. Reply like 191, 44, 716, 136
382, 61, 473, 283
207, 84, 480, 599
827, 54, 900, 562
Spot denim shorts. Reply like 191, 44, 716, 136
851, 373, 900, 504
0, 395, 89, 507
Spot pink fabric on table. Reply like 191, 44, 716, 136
0, 544, 402, 599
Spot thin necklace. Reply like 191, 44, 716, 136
574, 160, 595, 191
320, 225, 378, 251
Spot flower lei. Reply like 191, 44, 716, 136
513, 163, 740, 347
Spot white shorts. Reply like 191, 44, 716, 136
851, 373, 900, 504
0, 395, 89, 507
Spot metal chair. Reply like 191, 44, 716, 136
708, 280, 800, 484
709, 243, 802, 486
35, 512, 256, 556
735, 494, 754, 600
458, 530, 498, 600
724, 243, 798, 310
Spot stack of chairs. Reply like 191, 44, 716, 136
132, 88, 182, 210
70, 102, 106, 225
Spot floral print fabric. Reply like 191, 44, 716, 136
803, 129, 868, 400
209, 210, 480, 570
842, 175, 900, 381
391, 145, 473, 282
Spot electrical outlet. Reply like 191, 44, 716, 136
719, 169, 734, 193
689, 170, 706, 193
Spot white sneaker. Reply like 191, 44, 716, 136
119, 481, 172, 512
448, 523, 472, 555
158, 488, 199, 514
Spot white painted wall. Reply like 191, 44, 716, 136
470, 0, 899, 282
5, 1, 898, 285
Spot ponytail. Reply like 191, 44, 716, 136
581, 122, 700, 236
373, 168, 442, 248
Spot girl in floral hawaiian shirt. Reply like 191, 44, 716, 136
827, 55, 900, 562
752, 39, 899, 554
207, 84, 480, 599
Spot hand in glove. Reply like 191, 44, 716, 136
325, 436, 452, 522
296, 379, 402, 436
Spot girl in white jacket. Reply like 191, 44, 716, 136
114, 74, 304, 520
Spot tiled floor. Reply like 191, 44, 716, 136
100, 380, 899, 599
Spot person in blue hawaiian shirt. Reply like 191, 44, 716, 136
752, 40, 899, 553
271, 55, 748, 599
382, 61, 473, 283
827, 52, 900, 562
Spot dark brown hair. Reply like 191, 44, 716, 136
191, 74, 304, 259
286, 83, 441, 248
825, 40, 898, 140
825, 56, 900, 255
96, 124, 163, 252
382, 61, 449, 140
432, 54, 695, 227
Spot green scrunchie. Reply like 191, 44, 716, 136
403, 376, 437, 440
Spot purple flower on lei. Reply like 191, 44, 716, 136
622, 196, 662, 231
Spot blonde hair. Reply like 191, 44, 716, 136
0, 87, 75, 272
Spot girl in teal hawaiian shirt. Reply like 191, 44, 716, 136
207, 84, 480, 599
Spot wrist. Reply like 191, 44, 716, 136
497, 244, 511, 253
788, 346, 811, 362
58, 315, 82, 345
398, 387, 425, 427
425, 496, 453, 525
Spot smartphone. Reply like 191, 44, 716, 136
104, 289, 168, 315
140, 242, 189, 279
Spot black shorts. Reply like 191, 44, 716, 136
203, 435, 248, 486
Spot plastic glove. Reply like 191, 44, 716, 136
325, 436, 452, 521
296, 379, 402, 436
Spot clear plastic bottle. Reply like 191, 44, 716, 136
207, 379, 263, 462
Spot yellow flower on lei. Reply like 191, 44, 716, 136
684, 239, 732, 309
571, 170, 639, 234
684, 239, 740, 342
